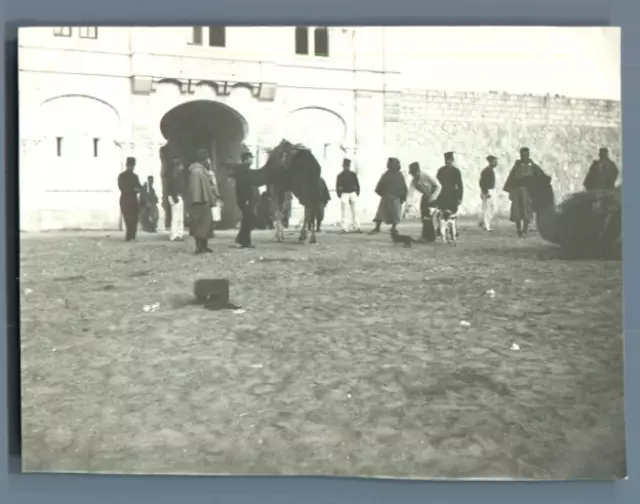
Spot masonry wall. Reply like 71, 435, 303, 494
390, 89, 622, 217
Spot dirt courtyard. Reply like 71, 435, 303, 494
19, 218, 626, 479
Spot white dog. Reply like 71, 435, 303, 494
432, 208, 457, 246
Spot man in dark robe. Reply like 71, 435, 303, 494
369, 157, 409, 234
583, 147, 619, 191
503, 147, 550, 237
186, 149, 219, 254
229, 151, 257, 248
478, 155, 498, 232
308, 177, 331, 232
117, 156, 142, 242
436, 152, 464, 237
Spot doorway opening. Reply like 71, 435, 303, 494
159, 100, 248, 229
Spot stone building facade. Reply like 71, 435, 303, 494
18, 26, 621, 231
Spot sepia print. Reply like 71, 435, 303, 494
18, 26, 624, 479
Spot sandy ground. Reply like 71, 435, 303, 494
19, 218, 626, 479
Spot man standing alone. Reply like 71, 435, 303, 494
336, 158, 361, 233
117, 156, 142, 242
478, 155, 498, 232
187, 149, 219, 254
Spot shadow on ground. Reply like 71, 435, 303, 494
19, 219, 625, 479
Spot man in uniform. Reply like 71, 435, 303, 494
436, 152, 464, 236
117, 156, 142, 242
336, 158, 361, 233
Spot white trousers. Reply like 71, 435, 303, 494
340, 193, 361, 231
170, 197, 185, 240
481, 190, 495, 230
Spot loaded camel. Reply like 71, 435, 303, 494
227, 139, 324, 244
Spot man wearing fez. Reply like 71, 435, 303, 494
436, 152, 464, 235
117, 156, 142, 242
478, 155, 498, 232
583, 147, 619, 191
336, 158, 362, 233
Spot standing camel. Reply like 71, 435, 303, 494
226, 140, 323, 244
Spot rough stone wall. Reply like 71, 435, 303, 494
391, 89, 622, 216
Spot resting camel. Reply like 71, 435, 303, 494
531, 178, 621, 260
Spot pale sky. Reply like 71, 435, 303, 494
385, 27, 620, 100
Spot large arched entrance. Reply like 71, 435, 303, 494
159, 100, 248, 229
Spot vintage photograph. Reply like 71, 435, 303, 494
18, 26, 624, 479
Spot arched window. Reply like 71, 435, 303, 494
295, 27, 309, 55
314, 27, 329, 57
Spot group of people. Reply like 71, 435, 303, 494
365, 146, 619, 240
117, 149, 224, 253
117, 144, 619, 248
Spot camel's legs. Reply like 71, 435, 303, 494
299, 206, 308, 242
309, 205, 317, 245
274, 207, 284, 242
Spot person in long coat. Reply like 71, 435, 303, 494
436, 152, 464, 212
186, 148, 220, 254
503, 147, 551, 237
368, 157, 409, 234
117, 156, 142, 242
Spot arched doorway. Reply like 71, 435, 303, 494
29, 95, 123, 230
159, 100, 248, 229
283, 107, 347, 225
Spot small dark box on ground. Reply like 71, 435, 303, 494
194, 279, 230, 304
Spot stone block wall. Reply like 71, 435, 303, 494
390, 89, 622, 216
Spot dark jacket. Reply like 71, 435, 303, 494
336, 170, 360, 197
